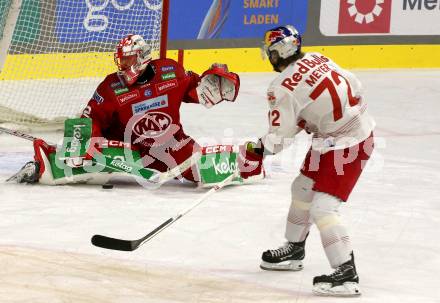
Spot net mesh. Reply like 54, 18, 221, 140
0, 0, 163, 127
0, 1, 12, 40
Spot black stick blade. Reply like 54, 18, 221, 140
91, 218, 175, 251
91, 235, 138, 251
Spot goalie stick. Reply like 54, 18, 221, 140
91, 172, 237, 251
0, 126, 45, 142
0, 126, 199, 186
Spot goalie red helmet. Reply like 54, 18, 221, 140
114, 34, 152, 86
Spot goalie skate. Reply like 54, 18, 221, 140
7, 161, 40, 183
260, 239, 305, 271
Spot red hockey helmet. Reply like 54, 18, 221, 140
114, 34, 152, 86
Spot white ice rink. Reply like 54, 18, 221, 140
1, 71, 440, 302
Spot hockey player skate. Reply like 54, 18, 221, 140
260, 236, 306, 271
312, 252, 361, 297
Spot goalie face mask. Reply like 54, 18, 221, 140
114, 34, 152, 86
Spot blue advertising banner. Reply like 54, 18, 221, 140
56, 0, 162, 43
169, 0, 308, 40
55, 0, 307, 43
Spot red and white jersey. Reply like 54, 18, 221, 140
262, 52, 375, 154
81, 58, 201, 155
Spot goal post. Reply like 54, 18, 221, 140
0, 0, 169, 128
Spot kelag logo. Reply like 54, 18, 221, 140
338, 0, 392, 34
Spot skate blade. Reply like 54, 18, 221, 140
5, 173, 19, 182
260, 260, 303, 271
313, 282, 361, 297
6, 170, 33, 183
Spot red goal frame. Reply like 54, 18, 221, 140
160, 0, 169, 59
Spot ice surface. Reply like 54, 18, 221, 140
1, 70, 440, 302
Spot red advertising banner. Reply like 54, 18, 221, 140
338, 0, 392, 34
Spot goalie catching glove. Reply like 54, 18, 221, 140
197, 63, 240, 108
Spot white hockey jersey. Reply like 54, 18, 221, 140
262, 52, 375, 154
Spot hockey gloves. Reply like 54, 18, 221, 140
197, 63, 240, 108
238, 141, 265, 180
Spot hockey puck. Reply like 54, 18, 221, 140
102, 184, 114, 189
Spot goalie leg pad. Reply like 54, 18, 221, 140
34, 139, 57, 185
198, 145, 239, 187
197, 145, 264, 188
37, 135, 153, 185
32, 138, 105, 185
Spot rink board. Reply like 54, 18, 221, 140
1, 45, 440, 81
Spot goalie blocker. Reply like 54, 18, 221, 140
21, 118, 264, 187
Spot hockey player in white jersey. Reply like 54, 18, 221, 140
243, 25, 375, 296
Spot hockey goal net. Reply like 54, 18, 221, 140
0, 0, 168, 128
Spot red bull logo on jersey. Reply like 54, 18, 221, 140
281, 55, 330, 92
132, 112, 172, 138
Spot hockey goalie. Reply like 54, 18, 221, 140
11, 34, 264, 188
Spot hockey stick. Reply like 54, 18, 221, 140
91, 172, 237, 251
0, 126, 40, 142
147, 152, 200, 185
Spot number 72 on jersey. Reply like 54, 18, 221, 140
269, 70, 360, 127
